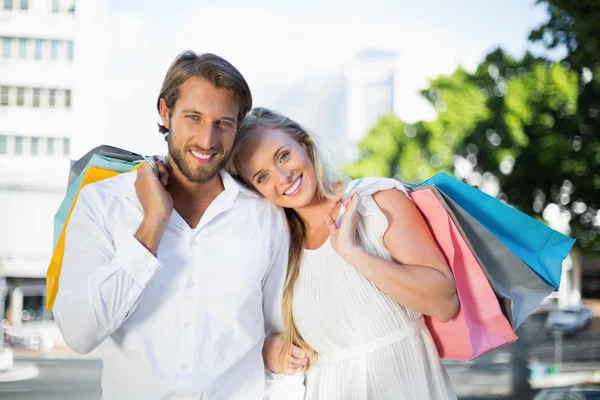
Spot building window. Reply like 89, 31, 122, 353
67, 41, 73, 61
3, 0, 13, 11
2, 37, 12, 59
19, 0, 27, 10
67, 3, 74, 13
32, 88, 40, 107
31, 137, 38, 155
15, 136, 23, 155
16, 87, 25, 106
51, 0, 59, 13
0, 86, 8, 106
48, 89, 56, 107
18, 38, 28, 58
0, 135, 6, 154
62, 138, 70, 156
34, 39, 43, 60
65, 89, 71, 108
47, 137, 54, 155
50, 40, 59, 60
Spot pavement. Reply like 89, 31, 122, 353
0, 362, 39, 383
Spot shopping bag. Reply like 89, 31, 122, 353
46, 162, 144, 311
54, 154, 147, 251
411, 188, 518, 360
413, 186, 555, 329
410, 173, 575, 289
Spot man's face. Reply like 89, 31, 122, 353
160, 77, 239, 184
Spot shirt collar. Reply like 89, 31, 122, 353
219, 169, 258, 200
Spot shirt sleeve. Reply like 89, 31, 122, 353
52, 184, 161, 354
261, 206, 306, 400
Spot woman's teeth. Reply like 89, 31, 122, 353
284, 176, 302, 195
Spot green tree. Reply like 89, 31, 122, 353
347, 45, 599, 253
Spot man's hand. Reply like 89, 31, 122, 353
263, 333, 309, 374
134, 162, 172, 255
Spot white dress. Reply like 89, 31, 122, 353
292, 178, 457, 400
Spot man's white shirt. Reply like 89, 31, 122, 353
53, 170, 304, 400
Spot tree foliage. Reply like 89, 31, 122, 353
346, 2, 600, 252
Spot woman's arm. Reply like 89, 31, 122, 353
324, 190, 459, 322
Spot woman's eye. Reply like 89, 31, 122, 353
257, 173, 268, 184
280, 151, 290, 162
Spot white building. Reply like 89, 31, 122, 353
256, 49, 403, 167
0, 0, 108, 326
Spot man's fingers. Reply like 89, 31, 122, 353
156, 163, 169, 187
138, 162, 155, 178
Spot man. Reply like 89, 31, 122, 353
53, 51, 305, 399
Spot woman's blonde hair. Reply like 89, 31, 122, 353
228, 107, 344, 370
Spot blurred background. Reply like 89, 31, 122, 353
1, 0, 599, 399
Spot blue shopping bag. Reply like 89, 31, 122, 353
408, 172, 575, 289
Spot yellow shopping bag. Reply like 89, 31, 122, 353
46, 164, 143, 311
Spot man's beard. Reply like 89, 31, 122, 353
168, 135, 230, 184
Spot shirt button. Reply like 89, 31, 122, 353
183, 322, 190, 329
190, 240, 198, 247
186, 280, 195, 289
181, 364, 189, 371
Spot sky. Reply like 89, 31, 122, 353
103, 0, 555, 154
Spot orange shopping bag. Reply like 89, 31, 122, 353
46, 165, 141, 311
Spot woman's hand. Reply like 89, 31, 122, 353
262, 333, 308, 374
324, 193, 364, 263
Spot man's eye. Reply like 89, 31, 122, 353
187, 115, 199, 121
218, 120, 232, 127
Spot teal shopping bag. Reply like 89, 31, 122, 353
53, 154, 141, 251
409, 172, 575, 289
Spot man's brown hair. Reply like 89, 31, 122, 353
157, 51, 252, 136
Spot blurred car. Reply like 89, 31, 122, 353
533, 386, 600, 399
535, 292, 560, 314
545, 306, 594, 337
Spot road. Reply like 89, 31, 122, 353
0, 358, 515, 400
0, 359, 101, 400
1, 314, 599, 399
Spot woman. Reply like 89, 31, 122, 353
227, 107, 459, 400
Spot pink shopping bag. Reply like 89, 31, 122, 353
411, 188, 517, 360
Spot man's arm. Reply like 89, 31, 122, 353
52, 184, 162, 354
262, 207, 305, 400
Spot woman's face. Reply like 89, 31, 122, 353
237, 127, 318, 209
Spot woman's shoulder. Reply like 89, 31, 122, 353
343, 176, 408, 199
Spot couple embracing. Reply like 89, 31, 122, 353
53, 50, 458, 400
